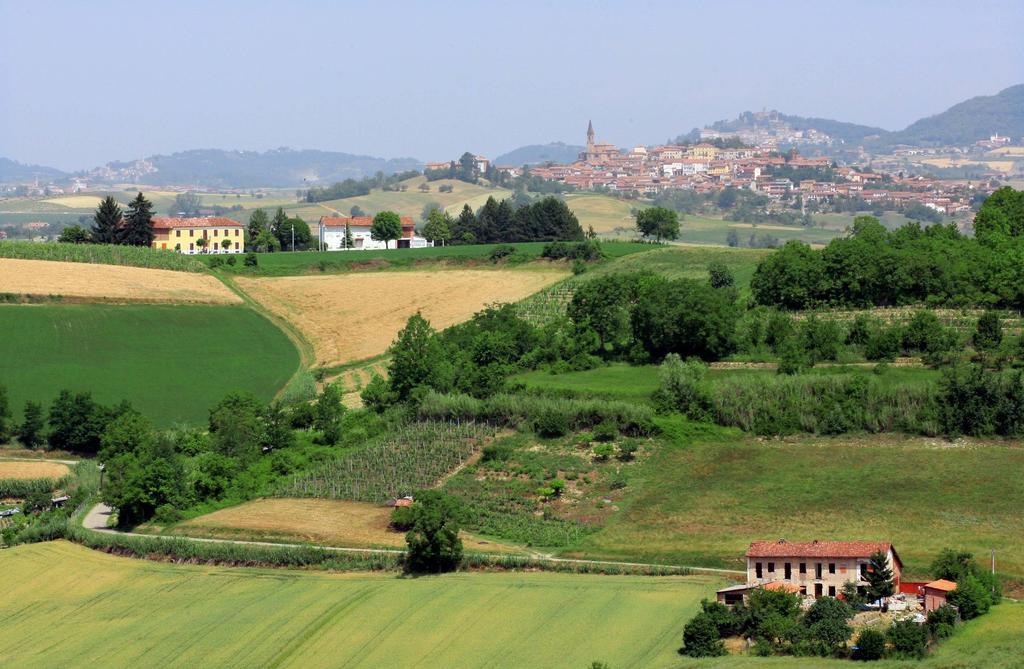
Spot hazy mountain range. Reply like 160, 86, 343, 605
3, 85, 1021, 188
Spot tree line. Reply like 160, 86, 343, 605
57, 193, 156, 247
422, 196, 585, 245
751, 188, 1024, 309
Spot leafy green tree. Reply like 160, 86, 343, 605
974, 310, 1003, 351
122, 192, 156, 246
104, 436, 187, 528
631, 277, 739, 361
680, 612, 727, 657
195, 236, 209, 252
926, 604, 958, 639
973, 186, 1024, 240
58, 224, 91, 244
886, 618, 928, 659
853, 629, 885, 661
750, 240, 824, 309
865, 550, 895, 605
262, 401, 295, 452
91, 195, 123, 244
349, 205, 366, 217
422, 208, 452, 246
208, 392, 265, 463
270, 207, 289, 240
948, 573, 993, 620
841, 581, 866, 608
420, 201, 442, 222
221, 238, 232, 251
171, 191, 201, 217
0, 385, 10, 443
22, 490, 52, 514
404, 490, 464, 573
17, 401, 45, 448
371, 211, 404, 249
247, 208, 269, 245
634, 206, 680, 242
930, 547, 975, 581
98, 409, 154, 462
314, 383, 346, 445
48, 390, 109, 453
803, 597, 854, 652
567, 273, 646, 354
187, 452, 238, 500
708, 262, 735, 289
387, 313, 447, 401
275, 216, 311, 251
747, 587, 802, 644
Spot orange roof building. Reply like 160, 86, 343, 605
151, 216, 244, 255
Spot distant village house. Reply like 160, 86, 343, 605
317, 215, 431, 251
152, 216, 244, 255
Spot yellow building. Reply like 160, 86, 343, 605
152, 216, 245, 254
688, 143, 721, 160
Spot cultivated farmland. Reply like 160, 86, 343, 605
0, 460, 70, 481
0, 541, 719, 669
237, 268, 567, 366
0, 258, 239, 304
0, 304, 298, 425
167, 498, 518, 553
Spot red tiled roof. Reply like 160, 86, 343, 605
152, 216, 242, 230
747, 540, 896, 561
319, 215, 414, 228
924, 579, 957, 592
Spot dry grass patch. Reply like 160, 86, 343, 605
171, 498, 520, 553
237, 268, 567, 366
0, 258, 240, 304
0, 461, 70, 480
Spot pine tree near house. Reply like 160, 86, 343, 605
865, 550, 895, 608
344, 221, 354, 249
91, 195, 123, 244
121, 192, 155, 246
247, 208, 269, 247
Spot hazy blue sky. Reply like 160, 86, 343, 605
2, 0, 1022, 170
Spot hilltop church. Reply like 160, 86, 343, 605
579, 121, 620, 164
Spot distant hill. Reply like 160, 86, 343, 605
885, 84, 1024, 146
0, 157, 67, 183
103, 148, 423, 189
775, 113, 888, 144
494, 143, 585, 166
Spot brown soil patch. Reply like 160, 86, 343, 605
236, 268, 567, 366
0, 259, 240, 304
170, 497, 520, 553
0, 461, 70, 480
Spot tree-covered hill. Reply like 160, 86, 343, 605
885, 84, 1024, 146
0, 157, 67, 183
494, 142, 585, 166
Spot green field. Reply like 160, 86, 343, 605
569, 424, 1024, 578
0, 304, 298, 426
213, 240, 654, 276
0, 541, 720, 669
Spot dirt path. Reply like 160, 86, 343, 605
80, 503, 743, 575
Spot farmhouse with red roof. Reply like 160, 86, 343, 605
317, 216, 430, 251
152, 216, 245, 255
716, 539, 902, 605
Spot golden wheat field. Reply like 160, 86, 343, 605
0, 460, 70, 480
0, 258, 241, 304
236, 268, 567, 366
166, 498, 518, 553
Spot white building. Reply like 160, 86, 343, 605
317, 216, 432, 251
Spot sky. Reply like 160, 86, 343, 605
1, 0, 1022, 171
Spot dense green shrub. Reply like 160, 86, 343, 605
938, 365, 1024, 437
886, 619, 928, 659
853, 629, 885, 661
926, 604, 958, 639
680, 612, 727, 657
651, 354, 712, 419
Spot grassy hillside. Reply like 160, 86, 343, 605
567, 422, 1024, 578
0, 304, 298, 426
0, 541, 720, 669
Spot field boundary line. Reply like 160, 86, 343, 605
80, 503, 743, 575
215, 273, 316, 399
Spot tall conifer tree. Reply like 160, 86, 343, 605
91, 195, 123, 244
122, 192, 155, 246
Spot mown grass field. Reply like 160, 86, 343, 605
0, 541, 720, 669
569, 424, 1024, 578
0, 304, 298, 426
587, 245, 770, 294
213, 240, 652, 276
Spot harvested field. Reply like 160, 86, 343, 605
0, 258, 239, 304
169, 498, 519, 553
0, 460, 70, 480
237, 268, 567, 366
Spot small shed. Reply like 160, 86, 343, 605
390, 496, 414, 508
716, 583, 750, 605
922, 579, 957, 612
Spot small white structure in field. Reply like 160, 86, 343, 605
317, 216, 432, 251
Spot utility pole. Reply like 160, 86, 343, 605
291, 224, 295, 252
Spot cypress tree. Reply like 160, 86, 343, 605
344, 221, 354, 249
271, 207, 288, 241
18, 401, 46, 449
91, 195, 123, 244
122, 192, 155, 246
247, 208, 268, 245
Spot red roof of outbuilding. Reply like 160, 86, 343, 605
924, 579, 957, 592
152, 216, 242, 230
319, 215, 414, 228
747, 540, 900, 566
